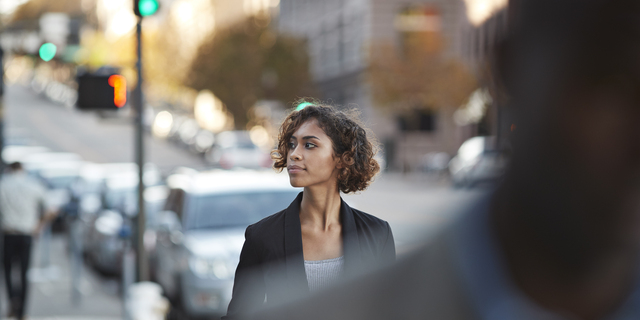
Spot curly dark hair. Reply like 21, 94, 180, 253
272, 102, 380, 194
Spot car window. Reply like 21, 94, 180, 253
184, 191, 298, 230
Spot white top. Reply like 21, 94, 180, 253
304, 256, 344, 292
0, 172, 47, 234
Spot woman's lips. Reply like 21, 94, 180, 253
288, 165, 305, 173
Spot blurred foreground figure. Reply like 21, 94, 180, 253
0, 162, 57, 320
244, 0, 640, 319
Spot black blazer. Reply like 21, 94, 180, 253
224, 192, 395, 319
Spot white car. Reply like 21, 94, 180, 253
152, 170, 300, 318
449, 136, 508, 188
205, 131, 272, 169
1, 145, 50, 164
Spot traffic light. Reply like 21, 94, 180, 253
134, 0, 159, 17
39, 43, 57, 61
77, 74, 127, 110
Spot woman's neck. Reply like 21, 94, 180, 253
300, 186, 342, 231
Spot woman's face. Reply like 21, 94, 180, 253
287, 119, 341, 189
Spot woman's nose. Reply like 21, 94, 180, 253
290, 148, 302, 161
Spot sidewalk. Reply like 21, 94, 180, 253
343, 171, 485, 255
1, 233, 124, 320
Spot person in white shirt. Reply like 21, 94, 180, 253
0, 162, 57, 320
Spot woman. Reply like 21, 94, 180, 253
223, 103, 395, 319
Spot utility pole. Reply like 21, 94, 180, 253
134, 17, 148, 282
0, 47, 5, 175
132, 0, 159, 283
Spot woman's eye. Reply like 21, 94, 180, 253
288, 142, 295, 149
305, 143, 316, 148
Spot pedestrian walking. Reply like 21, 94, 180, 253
0, 162, 57, 320
223, 103, 395, 319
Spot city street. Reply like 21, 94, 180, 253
3, 84, 486, 318
5, 84, 208, 173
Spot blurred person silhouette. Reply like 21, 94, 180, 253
223, 104, 395, 319
238, 0, 640, 319
0, 162, 57, 320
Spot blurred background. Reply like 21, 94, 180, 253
0, 0, 510, 319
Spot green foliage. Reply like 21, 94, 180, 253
369, 39, 477, 113
187, 16, 315, 129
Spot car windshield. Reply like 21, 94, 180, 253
185, 191, 299, 230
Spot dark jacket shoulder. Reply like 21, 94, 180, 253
243, 208, 287, 257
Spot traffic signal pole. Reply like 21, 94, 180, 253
0, 48, 5, 175
134, 17, 148, 282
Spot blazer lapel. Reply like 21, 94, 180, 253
283, 192, 309, 293
340, 198, 362, 277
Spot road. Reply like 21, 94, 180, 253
2, 84, 487, 319
5, 84, 208, 173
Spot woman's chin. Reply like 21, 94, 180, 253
289, 178, 306, 188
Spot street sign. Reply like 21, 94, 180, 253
76, 74, 127, 110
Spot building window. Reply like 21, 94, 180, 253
398, 109, 436, 132
395, 5, 442, 58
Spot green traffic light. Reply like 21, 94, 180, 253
296, 102, 314, 111
39, 43, 57, 61
139, 0, 159, 16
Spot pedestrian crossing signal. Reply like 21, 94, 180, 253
77, 74, 128, 110
108, 75, 127, 107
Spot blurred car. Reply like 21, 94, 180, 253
204, 131, 272, 169
190, 129, 215, 155
84, 165, 163, 275
21, 152, 83, 176
448, 136, 508, 188
420, 152, 451, 175
78, 162, 162, 219
37, 161, 86, 231
152, 170, 300, 318
1, 145, 50, 165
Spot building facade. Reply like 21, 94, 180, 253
278, 0, 485, 171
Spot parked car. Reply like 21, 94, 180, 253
78, 162, 162, 219
152, 170, 300, 318
21, 152, 83, 176
204, 131, 272, 169
84, 166, 163, 275
1, 145, 50, 164
449, 136, 508, 188
37, 161, 86, 231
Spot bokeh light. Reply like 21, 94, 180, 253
152, 111, 173, 138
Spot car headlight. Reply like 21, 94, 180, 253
189, 256, 233, 280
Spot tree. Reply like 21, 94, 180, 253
368, 34, 477, 114
187, 15, 315, 129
